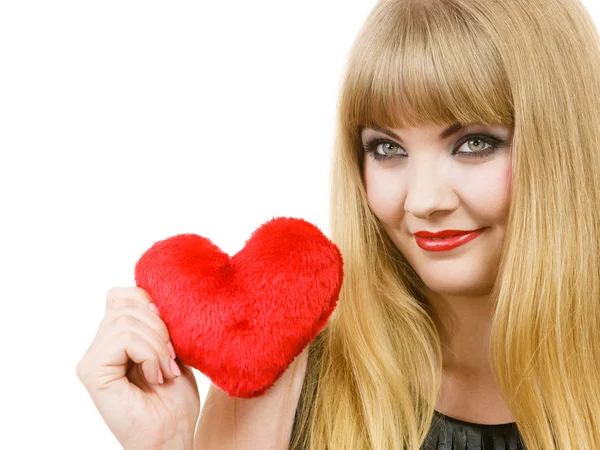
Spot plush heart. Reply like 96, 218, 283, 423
134, 217, 344, 398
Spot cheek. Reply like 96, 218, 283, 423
363, 161, 406, 223
457, 159, 511, 220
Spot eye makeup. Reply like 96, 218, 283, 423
362, 133, 507, 162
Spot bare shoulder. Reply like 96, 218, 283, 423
195, 347, 309, 450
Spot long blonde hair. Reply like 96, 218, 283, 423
289, 0, 600, 448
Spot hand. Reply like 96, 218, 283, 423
76, 286, 200, 450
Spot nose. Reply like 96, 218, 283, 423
403, 158, 459, 219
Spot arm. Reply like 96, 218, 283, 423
194, 347, 309, 450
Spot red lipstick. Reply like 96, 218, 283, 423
413, 228, 486, 252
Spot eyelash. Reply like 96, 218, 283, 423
362, 134, 505, 162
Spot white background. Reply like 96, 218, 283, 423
1, 1, 598, 449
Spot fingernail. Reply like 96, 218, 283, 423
148, 303, 159, 314
170, 359, 181, 377
167, 341, 176, 360
157, 368, 164, 384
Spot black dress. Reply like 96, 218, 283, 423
290, 408, 525, 449
421, 410, 525, 450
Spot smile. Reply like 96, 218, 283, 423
414, 228, 486, 252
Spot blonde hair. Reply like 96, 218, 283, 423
289, 0, 600, 449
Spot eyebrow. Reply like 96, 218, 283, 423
368, 122, 465, 143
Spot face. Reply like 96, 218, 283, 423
361, 122, 513, 297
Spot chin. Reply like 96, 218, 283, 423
418, 272, 495, 298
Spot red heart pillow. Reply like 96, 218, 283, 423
134, 217, 344, 398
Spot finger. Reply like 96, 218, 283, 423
108, 314, 179, 380
104, 287, 180, 379
105, 286, 155, 312
81, 329, 163, 389
104, 290, 173, 354
105, 297, 171, 344
120, 330, 163, 385
76, 313, 126, 385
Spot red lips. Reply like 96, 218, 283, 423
413, 228, 486, 252
413, 229, 475, 238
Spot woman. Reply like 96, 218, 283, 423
77, 0, 600, 448
289, 0, 600, 448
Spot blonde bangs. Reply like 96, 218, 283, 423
340, 0, 514, 135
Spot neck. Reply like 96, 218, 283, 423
426, 289, 495, 375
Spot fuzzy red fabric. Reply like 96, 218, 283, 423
134, 217, 344, 398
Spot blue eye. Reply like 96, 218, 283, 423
362, 134, 505, 162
